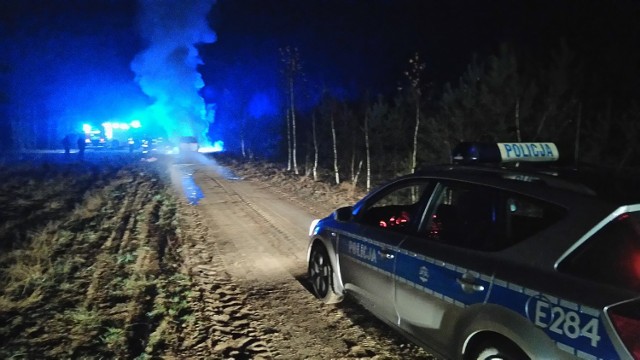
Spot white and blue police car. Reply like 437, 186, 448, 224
307, 142, 640, 360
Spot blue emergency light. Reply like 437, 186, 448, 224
452, 142, 560, 164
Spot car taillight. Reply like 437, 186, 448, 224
609, 302, 640, 360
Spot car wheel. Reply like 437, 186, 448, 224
308, 245, 342, 304
465, 338, 529, 360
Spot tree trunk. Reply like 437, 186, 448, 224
280, 46, 303, 174
286, 108, 292, 171
331, 114, 340, 185
364, 112, 371, 191
351, 160, 362, 195
289, 77, 299, 175
304, 150, 312, 177
350, 135, 356, 182
534, 113, 548, 141
411, 96, 420, 173
444, 140, 452, 164
406, 53, 425, 174
240, 116, 247, 158
312, 113, 318, 181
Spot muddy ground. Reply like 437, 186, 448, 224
0, 152, 434, 359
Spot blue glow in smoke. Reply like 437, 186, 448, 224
198, 140, 224, 153
131, 0, 217, 146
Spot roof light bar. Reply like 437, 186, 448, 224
452, 142, 560, 164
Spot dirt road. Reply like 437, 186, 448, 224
170, 155, 433, 359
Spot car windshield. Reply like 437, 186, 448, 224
558, 210, 640, 293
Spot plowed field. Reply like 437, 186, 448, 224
0, 152, 434, 359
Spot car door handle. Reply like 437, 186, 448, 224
377, 249, 395, 260
456, 277, 485, 293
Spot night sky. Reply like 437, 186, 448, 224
204, 0, 640, 98
1, 0, 639, 150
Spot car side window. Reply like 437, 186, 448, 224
424, 184, 500, 250
424, 182, 565, 251
503, 194, 564, 245
358, 181, 430, 233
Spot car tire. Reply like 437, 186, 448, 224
308, 244, 342, 304
465, 338, 529, 360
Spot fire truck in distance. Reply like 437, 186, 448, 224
82, 120, 142, 149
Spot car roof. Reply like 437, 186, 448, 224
413, 163, 640, 208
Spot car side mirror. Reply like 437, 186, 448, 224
334, 206, 353, 222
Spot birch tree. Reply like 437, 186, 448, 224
331, 112, 340, 184
280, 46, 303, 174
311, 113, 319, 181
363, 107, 371, 191
240, 115, 247, 158
404, 53, 426, 173
285, 108, 292, 170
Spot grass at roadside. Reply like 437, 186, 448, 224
0, 158, 196, 359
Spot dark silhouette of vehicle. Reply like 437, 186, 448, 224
178, 136, 199, 153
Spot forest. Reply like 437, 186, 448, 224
223, 39, 640, 190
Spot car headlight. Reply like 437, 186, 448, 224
309, 219, 320, 236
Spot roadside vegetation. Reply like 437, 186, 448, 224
214, 153, 367, 218
0, 158, 194, 359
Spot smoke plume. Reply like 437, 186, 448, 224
131, 0, 216, 144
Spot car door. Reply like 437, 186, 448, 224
336, 179, 432, 323
393, 181, 500, 355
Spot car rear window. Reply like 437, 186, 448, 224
558, 211, 640, 293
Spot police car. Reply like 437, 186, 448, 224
307, 142, 640, 360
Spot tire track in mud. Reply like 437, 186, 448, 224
84, 174, 146, 308
172, 161, 433, 359
170, 165, 275, 359
202, 172, 311, 275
